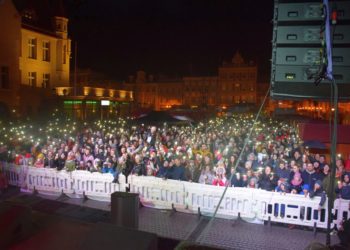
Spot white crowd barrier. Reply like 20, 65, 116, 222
1, 162, 126, 201
183, 182, 260, 223
1, 162, 349, 230
0, 162, 28, 188
128, 175, 350, 229
128, 175, 186, 210
333, 198, 350, 229
254, 190, 328, 228
72, 170, 126, 202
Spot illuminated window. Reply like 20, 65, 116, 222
28, 38, 37, 59
63, 45, 67, 64
42, 41, 50, 61
42, 73, 50, 88
0, 66, 9, 89
28, 72, 36, 87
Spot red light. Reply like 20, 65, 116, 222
331, 10, 337, 25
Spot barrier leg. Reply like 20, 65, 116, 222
232, 212, 244, 227
268, 216, 271, 228
313, 222, 317, 238
83, 191, 89, 203
198, 207, 201, 219
169, 203, 177, 216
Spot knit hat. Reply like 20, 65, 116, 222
302, 184, 310, 191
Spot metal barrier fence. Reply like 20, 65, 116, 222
1, 162, 349, 229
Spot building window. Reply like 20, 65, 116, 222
42, 73, 50, 88
63, 45, 67, 64
28, 38, 37, 59
42, 41, 50, 61
0, 66, 10, 89
28, 72, 36, 87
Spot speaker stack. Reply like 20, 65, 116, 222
270, 0, 350, 100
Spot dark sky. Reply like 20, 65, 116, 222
67, 0, 274, 81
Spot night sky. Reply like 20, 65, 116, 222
67, 0, 274, 81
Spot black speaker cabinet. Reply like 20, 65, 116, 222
270, 0, 350, 100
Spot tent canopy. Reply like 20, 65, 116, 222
133, 111, 192, 124
298, 123, 350, 144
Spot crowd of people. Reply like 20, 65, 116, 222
0, 114, 350, 203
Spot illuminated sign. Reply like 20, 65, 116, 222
101, 100, 110, 106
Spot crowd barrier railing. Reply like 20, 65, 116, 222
128, 175, 186, 211
0, 162, 28, 189
1, 163, 349, 230
72, 170, 126, 202
254, 190, 328, 229
128, 175, 348, 229
27, 167, 61, 196
26, 165, 126, 200
183, 182, 261, 223
332, 198, 350, 229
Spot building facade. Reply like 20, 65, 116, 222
218, 52, 257, 106
0, 0, 70, 115
125, 52, 258, 111
0, 0, 133, 118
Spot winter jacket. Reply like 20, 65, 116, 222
301, 170, 322, 190
336, 183, 350, 200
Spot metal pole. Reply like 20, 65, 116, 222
73, 41, 78, 120
326, 80, 338, 246
74, 41, 77, 97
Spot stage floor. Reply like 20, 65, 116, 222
0, 187, 339, 250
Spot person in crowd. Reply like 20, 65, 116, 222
65, 152, 76, 171
336, 160, 345, 179
275, 181, 290, 193
336, 173, 350, 200
300, 184, 310, 197
225, 155, 236, 179
313, 161, 321, 174
259, 165, 277, 191
185, 159, 201, 182
248, 177, 258, 188
131, 154, 146, 176
309, 180, 327, 210
320, 164, 330, 180
166, 157, 186, 181
156, 159, 169, 178
275, 160, 290, 181
198, 165, 215, 185
290, 171, 303, 194
301, 162, 321, 191
318, 155, 327, 169
212, 161, 227, 186
230, 167, 244, 187
34, 155, 45, 168
83, 147, 94, 167
45, 151, 56, 168
345, 153, 350, 172
55, 152, 66, 171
